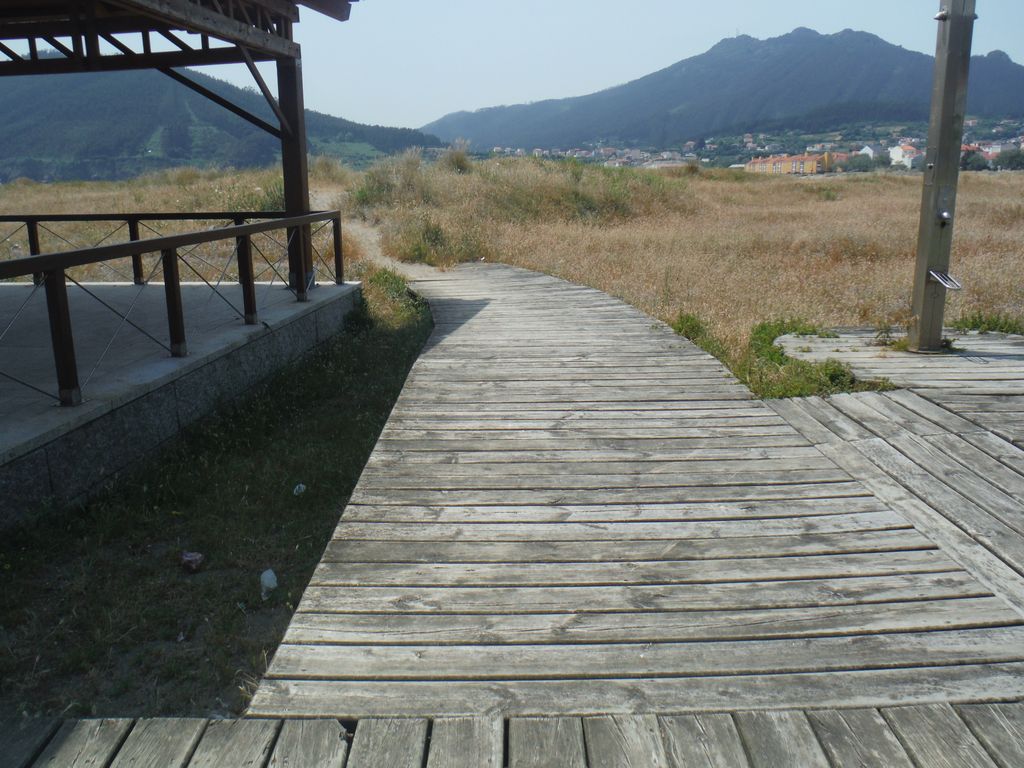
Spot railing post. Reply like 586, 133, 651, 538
289, 224, 310, 301
28, 220, 43, 286
128, 218, 146, 285
161, 248, 187, 357
233, 216, 246, 286
332, 213, 344, 284
237, 233, 258, 324
43, 269, 82, 406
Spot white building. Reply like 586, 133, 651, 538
889, 144, 922, 169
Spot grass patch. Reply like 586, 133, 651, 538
674, 314, 889, 399
953, 311, 1024, 336
0, 267, 432, 718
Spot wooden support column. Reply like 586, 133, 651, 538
237, 233, 258, 324
128, 219, 146, 285
333, 213, 344, 284
43, 269, 81, 406
162, 248, 187, 357
29, 220, 43, 286
908, 0, 977, 352
277, 54, 312, 301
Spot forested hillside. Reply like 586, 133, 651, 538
0, 67, 441, 181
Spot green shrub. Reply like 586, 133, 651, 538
673, 313, 886, 399
953, 312, 1024, 335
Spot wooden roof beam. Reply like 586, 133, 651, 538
106, 0, 298, 57
0, 44, 262, 74
297, 0, 354, 23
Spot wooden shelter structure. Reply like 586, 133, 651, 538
0, 0, 357, 405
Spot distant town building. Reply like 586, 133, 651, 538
889, 144, 923, 169
744, 152, 848, 175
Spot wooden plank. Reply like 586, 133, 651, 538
733, 711, 829, 767
32, 719, 134, 768
354, 468, 850, 491
376, 435, 811, 451
340, 496, 886, 523
825, 393, 912, 441
268, 720, 348, 768
348, 483, 871, 507
346, 719, 428, 768
332, 510, 907, 541
659, 714, 749, 767
267, 627, 1024, 681
366, 445, 821, 466
956, 702, 1024, 766
344, 720, 423, 768
0, 718, 60, 768
806, 708, 913, 767
376, 425, 793, 441
111, 719, 207, 768
362, 456, 834, 477
188, 719, 280, 768
322, 529, 932, 563
311, 550, 957, 587
425, 717, 503, 768
508, 718, 586, 768
925, 432, 1024, 501
297, 572, 988, 615
882, 703, 997, 768
250, 663, 1024, 718
283, 597, 1020, 646
583, 715, 668, 767
801, 396, 877, 441
886, 389, 983, 434
959, 431, 1024, 476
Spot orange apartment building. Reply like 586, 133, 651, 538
745, 151, 849, 175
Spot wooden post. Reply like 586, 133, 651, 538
128, 218, 146, 285
277, 54, 312, 300
162, 248, 187, 357
237, 233, 258, 324
908, 0, 977, 352
333, 213, 344, 284
28, 220, 43, 286
43, 269, 81, 406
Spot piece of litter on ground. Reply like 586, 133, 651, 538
181, 551, 205, 573
292, 483, 307, 496
260, 568, 278, 600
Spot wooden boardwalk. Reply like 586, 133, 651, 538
7, 703, 1024, 767
249, 265, 1024, 720
777, 328, 1024, 448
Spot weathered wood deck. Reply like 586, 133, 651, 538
777, 328, 1024, 448
7, 703, 1024, 767
246, 265, 1024, 720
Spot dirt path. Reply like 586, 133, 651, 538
343, 218, 440, 282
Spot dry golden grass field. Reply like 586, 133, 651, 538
3, 153, 1021, 380
356, 152, 1024, 359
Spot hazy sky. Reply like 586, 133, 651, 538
210, 0, 1024, 129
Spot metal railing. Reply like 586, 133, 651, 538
0, 211, 344, 406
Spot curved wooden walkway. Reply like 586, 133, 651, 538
250, 265, 1024, 721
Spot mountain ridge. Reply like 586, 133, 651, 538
0, 67, 442, 182
422, 28, 1024, 150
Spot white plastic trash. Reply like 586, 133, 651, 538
260, 568, 278, 600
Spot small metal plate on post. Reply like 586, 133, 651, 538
928, 270, 962, 290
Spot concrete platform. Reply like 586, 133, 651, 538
0, 280, 360, 526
